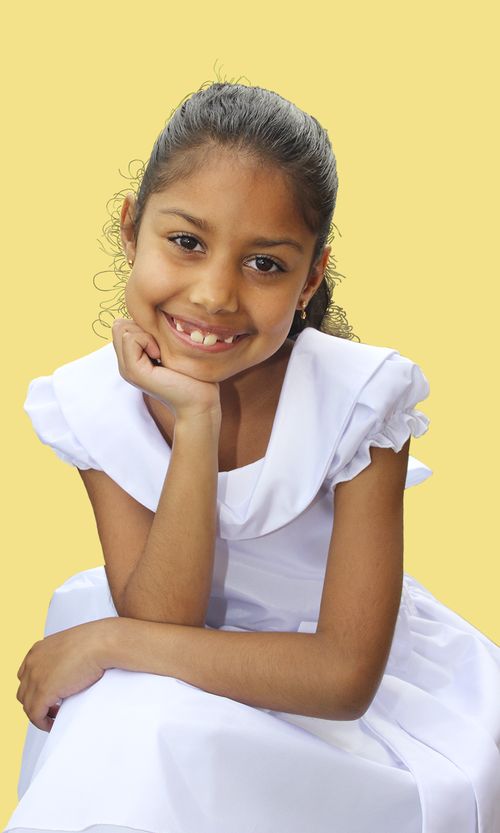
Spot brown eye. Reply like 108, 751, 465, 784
168, 234, 202, 252
168, 235, 285, 276
247, 255, 284, 274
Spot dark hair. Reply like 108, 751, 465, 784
93, 78, 359, 343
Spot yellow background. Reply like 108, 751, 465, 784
2, 0, 498, 821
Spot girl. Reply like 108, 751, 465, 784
6, 82, 500, 833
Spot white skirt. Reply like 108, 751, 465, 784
4, 567, 500, 833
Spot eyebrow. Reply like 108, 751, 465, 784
157, 207, 304, 254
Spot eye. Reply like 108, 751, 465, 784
167, 234, 285, 275
168, 233, 203, 252
246, 255, 285, 274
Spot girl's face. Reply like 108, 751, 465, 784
121, 147, 330, 384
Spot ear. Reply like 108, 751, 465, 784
120, 192, 138, 263
301, 245, 332, 304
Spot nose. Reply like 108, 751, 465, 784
187, 258, 239, 315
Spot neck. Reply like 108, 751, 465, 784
218, 338, 294, 416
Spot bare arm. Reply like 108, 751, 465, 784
119, 413, 221, 626
79, 412, 221, 628
91, 438, 411, 720
98, 619, 359, 720
77, 317, 224, 628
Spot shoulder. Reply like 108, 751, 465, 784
296, 327, 394, 364
24, 343, 124, 470
292, 329, 432, 491
23, 342, 170, 509
50, 341, 119, 399
294, 328, 426, 400
26, 342, 118, 405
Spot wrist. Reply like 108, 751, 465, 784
173, 411, 221, 442
92, 616, 182, 678
93, 617, 124, 670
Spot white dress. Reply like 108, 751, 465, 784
5, 328, 500, 833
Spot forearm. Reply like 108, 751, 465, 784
98, 617, 361, 721
119, 414, 220, 627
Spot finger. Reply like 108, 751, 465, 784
121, 330, 161, 375
124, 325, 161, 359
33, 714, 52, 732
111, 318, 130, 368
112, 317, 144, 338
112, 320, 161, 378
27, 696, 55, 733
121, 328, 156, 360
46, 704, 61, 720
111, 318, 142, 365
16, 676, 27, 705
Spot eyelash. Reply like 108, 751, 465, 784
167, 233, 286, 274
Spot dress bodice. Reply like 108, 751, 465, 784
23, 327, 432, 631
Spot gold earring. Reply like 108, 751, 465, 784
128, 258, 134, 266
300, 301, 307, 320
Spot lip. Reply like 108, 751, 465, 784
164, 312, 249, 339
161, 311, 249, 352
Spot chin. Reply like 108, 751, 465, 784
160, 349, 225, 381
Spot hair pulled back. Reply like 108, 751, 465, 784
93, 79, 359, 342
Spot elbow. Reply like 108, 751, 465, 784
324, 685, 373, 722
344, 692, 373, 721
113, 585, 141, 620
323, 687, 369, 722
319, 646, 379, 721
337, 670, 382, 721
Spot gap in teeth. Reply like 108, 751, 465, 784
173, 317, 235, 344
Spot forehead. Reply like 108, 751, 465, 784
147, 147, 311, 238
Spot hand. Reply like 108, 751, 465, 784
16, 620, 112, 732
112, 318, 222, 421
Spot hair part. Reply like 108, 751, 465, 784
93, 79, 359, 343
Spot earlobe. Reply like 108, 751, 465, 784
300, 269, 325, 308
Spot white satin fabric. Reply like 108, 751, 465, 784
5, 328, 500, 833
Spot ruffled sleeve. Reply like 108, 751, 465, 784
325, 352, 431, 490
24, 375, 103, 471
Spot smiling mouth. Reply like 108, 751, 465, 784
162, 311, 250, 351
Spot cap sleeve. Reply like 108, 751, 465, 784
325, 352, 431, 490
24, 376, 103, 471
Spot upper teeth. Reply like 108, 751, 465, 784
173, 317, 237, 345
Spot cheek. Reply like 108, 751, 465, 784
124, 272, 163, 319
124, 278, 140, 319
256, 295, 298, 333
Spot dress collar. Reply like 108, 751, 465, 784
52, 329, 430, 540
